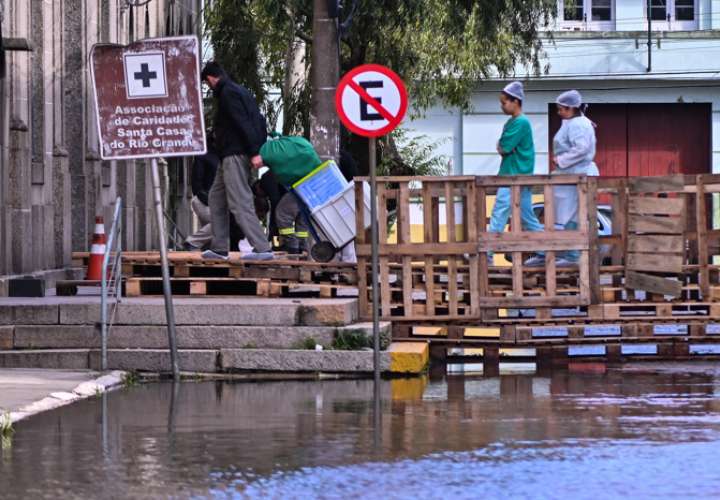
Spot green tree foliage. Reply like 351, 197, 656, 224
378, 128, 449, 177
204, 1, 265, 104
342, 0, 555, 114
205, 0, 555, 167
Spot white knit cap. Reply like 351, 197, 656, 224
556, 89, 583, 108
502, 81, 525, 101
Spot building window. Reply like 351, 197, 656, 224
675, 0, 695, 21
650, 0, 668, 21
592, 0, 612, 21
563, 0, 584, 21
646, 0, 697, 29
558, 0, 614, 29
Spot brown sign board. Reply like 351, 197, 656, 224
90, 36, 206, 160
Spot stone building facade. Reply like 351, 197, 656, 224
0, 0, 199, 284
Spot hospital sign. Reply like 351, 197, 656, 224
90, 36, 206, 160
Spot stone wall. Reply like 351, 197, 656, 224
0, 0, 199, 279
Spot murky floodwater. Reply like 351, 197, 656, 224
3, 363, 720, 499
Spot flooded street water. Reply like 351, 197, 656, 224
3, 363, 720, 499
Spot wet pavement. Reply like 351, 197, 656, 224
2, 363, 720, 498
0, 369, 99, 415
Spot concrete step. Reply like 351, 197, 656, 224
0, 297, 358, 327
0, 349, 91, 369
220, 342, 428, 374
89, 349, 218, 372
0, 349, 215, 372
0, 341, 427, 374
220, 349, 390, 373
7, 322, 391, 350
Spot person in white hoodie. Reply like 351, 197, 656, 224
551, 90, 599, 265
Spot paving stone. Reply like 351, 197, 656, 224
89, 349, 218, 372
107, 325, 337, 349
13, 325, 98, 348
0, 350, 90, 369
0, 304, 59, 325
0, 326, 13, 349
59, 303, 100, 325
297, 301, 358, 326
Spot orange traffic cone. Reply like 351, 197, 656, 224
85, 216, 107, 281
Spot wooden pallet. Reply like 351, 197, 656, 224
124, 276, 359, 298
352, 174, 720, 322
394, 318, 720, 352
72, 251, 358, 285
354, 176, 594, 321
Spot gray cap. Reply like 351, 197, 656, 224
502, 81, 524, 101
556, 89, 582, 108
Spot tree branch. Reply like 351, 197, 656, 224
296, 30, 313, 44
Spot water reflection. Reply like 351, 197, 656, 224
2, 364, 720, 498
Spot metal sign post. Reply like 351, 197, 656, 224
150, 158, 179, 379
368, 137, 380, 386
90, 36, 206, 379
335, 64, 408, 385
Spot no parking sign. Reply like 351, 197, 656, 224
335, 64, 408, 138
335, 64, 408, 380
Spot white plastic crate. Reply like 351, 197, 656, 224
310, 182, 372, 249
292, 160, 349, 210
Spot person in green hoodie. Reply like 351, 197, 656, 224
488, 81, 544, 266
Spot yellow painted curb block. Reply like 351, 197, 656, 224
388, 342, 429, 374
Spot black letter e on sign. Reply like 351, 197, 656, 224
359, 81, 383, 121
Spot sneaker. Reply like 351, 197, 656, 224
524, 255, 545, 267
241, 251, 274, 261
201, 249, 229, 261
555, 257, 577, 267
183, 242, 202, 251
237, 238, 253, 253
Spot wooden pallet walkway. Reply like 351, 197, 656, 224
123, 276, 359, 298
352, 174, 720, 325
72, 251, 358, 284
394, 317, 720, 361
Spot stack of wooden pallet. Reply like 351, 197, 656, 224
624, 175, 686, 298
70, 251, 359, 298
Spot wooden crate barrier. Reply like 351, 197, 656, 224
595, 174, 720, 303
625, 175, 686, 298
355, 175, 594, 321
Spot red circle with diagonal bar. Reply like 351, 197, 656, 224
335, 64, 408, 138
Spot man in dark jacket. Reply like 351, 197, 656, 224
200, 61, 272, 261
184, 146, 218, 250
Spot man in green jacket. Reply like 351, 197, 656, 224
488, 81, 544, 265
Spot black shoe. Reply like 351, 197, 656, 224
278, 244, 301, 255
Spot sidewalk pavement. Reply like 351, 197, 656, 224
0, 368, 126, 424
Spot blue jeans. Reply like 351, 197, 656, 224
488, 187, 544, 258
558, 221, 579, 262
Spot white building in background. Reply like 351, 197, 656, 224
407, 0, 720, 178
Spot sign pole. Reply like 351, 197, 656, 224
150, 158, 180, 380
369, 137, 380, 385
334, 63, 407, 401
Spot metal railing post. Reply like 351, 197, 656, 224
101, 197, 123, 371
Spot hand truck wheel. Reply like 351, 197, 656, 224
310, 241, 336, 262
